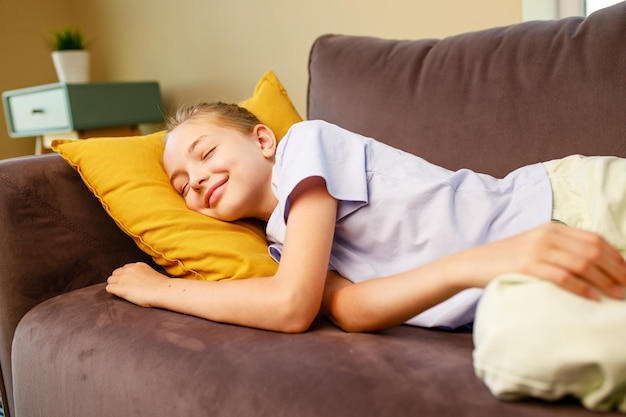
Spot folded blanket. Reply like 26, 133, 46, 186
473, 273, 626, 413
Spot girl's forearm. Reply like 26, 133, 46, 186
107, 262, 322, 333
323, 259, 469, 333
151, 274, 316, 333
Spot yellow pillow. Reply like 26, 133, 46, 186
239, 70, 302, 140
53, 71, 302, 281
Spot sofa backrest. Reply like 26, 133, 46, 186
307, 2, 625, 177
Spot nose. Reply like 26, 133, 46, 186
190, 174, 208, 192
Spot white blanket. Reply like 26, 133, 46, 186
473, 273, 626, 412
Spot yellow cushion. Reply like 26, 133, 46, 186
52, 71, 302, 280
239, 70, 302, 140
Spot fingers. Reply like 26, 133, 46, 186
105, 268, 122, 292
106, 262, 147, 291
526, 223, 626, 300
108, 262, 148, 277
105, 262, 163, 308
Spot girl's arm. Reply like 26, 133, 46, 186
106, 176, 337, 333
322, 222, 626, 333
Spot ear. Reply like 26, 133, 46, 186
253, 124, 277, 159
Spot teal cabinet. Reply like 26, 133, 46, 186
2, 82, 163, 138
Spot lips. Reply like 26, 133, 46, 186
204, 178, 228, 208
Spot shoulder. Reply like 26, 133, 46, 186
278, 120, 369, 157
272, 119, 371, 208
281, 120, 359, 145
286, 119, 339, 134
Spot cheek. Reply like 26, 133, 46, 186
184, 194, 203, 212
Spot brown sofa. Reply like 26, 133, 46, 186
1, 3, 625, 416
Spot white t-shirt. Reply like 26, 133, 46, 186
266, 120, 553, 328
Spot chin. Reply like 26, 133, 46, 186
208, 209, 239, 223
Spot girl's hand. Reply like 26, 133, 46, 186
459, 222, 626, 300
106, 262, 171, 307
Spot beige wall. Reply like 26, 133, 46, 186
0, 0, 77, 158
1, 0, 522, 160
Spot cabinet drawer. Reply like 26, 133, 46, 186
7, 88, 71, 135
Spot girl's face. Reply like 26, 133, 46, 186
163, 118, 278, 222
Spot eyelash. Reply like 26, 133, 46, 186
202, 147, 216, 160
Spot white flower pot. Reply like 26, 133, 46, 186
51, 50, 90, 84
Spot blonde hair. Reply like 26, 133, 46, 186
166, 102, 260, 136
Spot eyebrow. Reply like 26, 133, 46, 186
187, 136, 205, 154
168, 135, 207, 185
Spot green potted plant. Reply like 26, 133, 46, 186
47, 27, 91, 84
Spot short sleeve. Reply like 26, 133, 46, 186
272, 120, 369, 221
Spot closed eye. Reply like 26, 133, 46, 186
202, 147, 216, 160
172, 176, 189, 196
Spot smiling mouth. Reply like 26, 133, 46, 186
205, 178, 228, 208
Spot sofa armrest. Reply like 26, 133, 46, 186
0, 153, 152, 416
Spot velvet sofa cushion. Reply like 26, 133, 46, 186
13, 283, 611, 417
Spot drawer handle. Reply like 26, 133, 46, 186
31, 108, 45, 114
